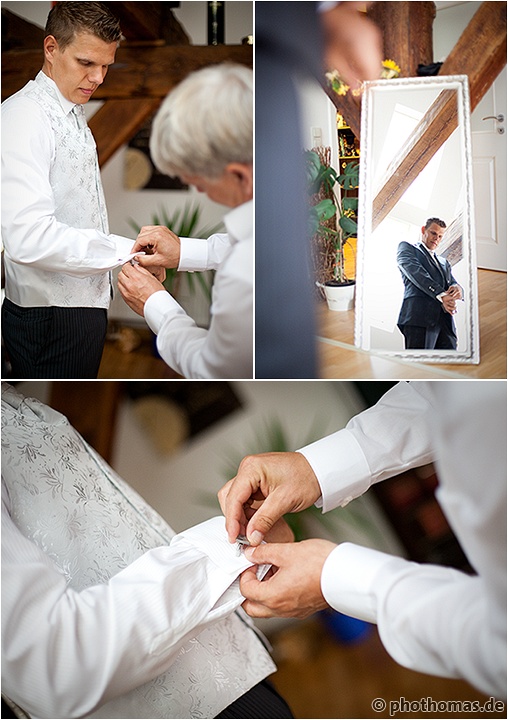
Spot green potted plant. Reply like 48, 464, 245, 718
306, 147, 359, 311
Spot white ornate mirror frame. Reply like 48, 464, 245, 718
355, 75, 479, 364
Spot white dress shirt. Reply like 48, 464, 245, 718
299, 381, 506, 699
1, 384, 275, 719
1, 71, 134, 308
144, 200, 253, 379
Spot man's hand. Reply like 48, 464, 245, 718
321, 2, 383, 90
442, 294, 457, 315
130, 225, 181, 269
117, 261, 166, 316
446, 284, 463, 301
240, 539, 336, 619
146, 266, 167, 283
218, 452, 322, 547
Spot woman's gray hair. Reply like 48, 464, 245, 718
150, 63, 253, 180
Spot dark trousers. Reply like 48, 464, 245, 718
2, 299, 107, 379
400, 322, 457, 350
215, 679, 293, 719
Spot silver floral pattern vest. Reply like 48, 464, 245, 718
18, 72, 111, 308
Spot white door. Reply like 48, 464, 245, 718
471, 67, 507, 271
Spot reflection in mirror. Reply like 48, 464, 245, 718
355, 76, 479, 363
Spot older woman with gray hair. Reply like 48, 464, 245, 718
118, 63, 253, 379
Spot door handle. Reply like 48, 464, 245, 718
482, 114, 505, 122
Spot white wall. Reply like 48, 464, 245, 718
112, 381, 359, 530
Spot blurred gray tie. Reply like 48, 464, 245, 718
73, 104, 87, 130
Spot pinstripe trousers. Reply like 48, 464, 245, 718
2, 299, 107, 379
215, 679, 293, 719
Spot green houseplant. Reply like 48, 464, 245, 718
306, 147, 359, 311
129, 202, 224, 303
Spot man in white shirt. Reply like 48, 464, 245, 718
219, 381, 507, 700
2, 383, 293, 719
396, 218, 463, 350
1, 3, 145, 379
118, 63, 253, 379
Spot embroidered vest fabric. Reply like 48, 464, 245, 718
1, 384, 275, 718
13, 74, 110, 308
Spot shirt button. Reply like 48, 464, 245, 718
340, 496, 353, 507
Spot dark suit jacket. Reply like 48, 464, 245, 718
397, 241, 459, 329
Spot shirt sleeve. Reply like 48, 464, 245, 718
299, 382, 436, 511
322, 543, 506, 699
144, 245, 253, 379
178, 234, 232, 272
302, 381, 506, 699
1, 500, 261, 719
1, 96, 134, 277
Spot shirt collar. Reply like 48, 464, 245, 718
36, 71, 78, 117
224, 199, 253, 244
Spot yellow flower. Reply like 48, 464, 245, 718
382, 59, 401, 73
380, 59, 401, 80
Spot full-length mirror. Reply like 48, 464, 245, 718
355, 76, 479, 363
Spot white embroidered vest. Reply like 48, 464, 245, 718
1, 384, 275, 718
9, 73, 111, 308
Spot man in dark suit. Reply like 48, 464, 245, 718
397, 218, 463, 350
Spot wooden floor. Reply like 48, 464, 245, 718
268, 618, 505, 719
318, 269, 507, 379
98, 326, 182, 379
97, 270, 505, 380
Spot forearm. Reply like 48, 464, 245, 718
2, 215, 134, 277
2, 540, 210, 716
299, 382, 436, 511
144, 273, 252, 379
178, 233, 231, 272
322, 542, 506, 698
2, 510, 257, 718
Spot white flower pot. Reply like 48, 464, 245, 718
323, 281, 355, 312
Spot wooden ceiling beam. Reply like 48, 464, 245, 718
368, 1, 436, 78
90, 97, 162, 167
438, 0, 507, 111
372, 89, 458, 230
1, 7, 45, 52
323, 2, 436, 139
102, 2, 165, 41
1, 44, 253, 102
371, 1, 506, 230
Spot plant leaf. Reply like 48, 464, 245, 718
339, 215, 357, 234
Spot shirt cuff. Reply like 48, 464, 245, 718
321, 542, 399, 623
170, 516, 270, 621
298, 428, 372, 512
111, 234, 135, 257
143, 289, 184, 334
178, 237, 208, 272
